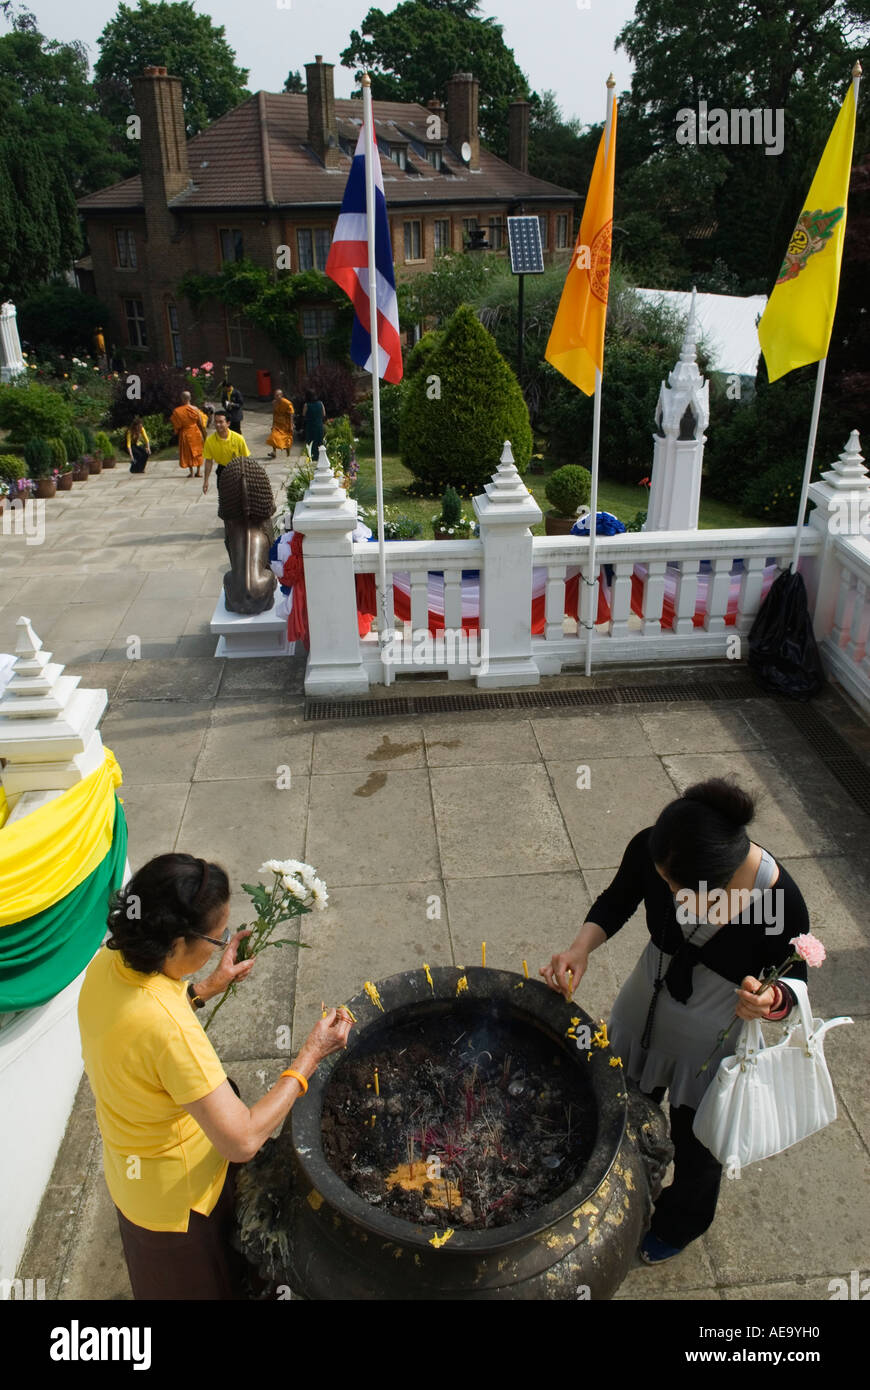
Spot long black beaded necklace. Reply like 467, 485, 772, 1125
639, 912, 706, 1051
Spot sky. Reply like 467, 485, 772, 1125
26, 0, 638, 126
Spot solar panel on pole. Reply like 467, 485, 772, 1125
507, 217, 545, 383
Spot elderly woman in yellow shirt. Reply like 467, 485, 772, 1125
78, 852, 351, 1300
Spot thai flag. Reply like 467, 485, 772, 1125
326, 127, 404, 383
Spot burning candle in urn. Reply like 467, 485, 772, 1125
374, 1067, 380, 1097
481, 941, 486, 968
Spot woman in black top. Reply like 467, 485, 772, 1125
542, 778, 809, 1264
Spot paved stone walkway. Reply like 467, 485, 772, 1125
3, 405, 869, 1301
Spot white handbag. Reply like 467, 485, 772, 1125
692, 978, 852, 1167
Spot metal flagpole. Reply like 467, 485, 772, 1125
361, 74, 393, 686
790, 60, 861, 575
584, 74, 616, 678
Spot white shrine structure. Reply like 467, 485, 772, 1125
0, 301, 26, 382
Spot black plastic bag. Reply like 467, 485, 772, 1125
748, 569, 824, 699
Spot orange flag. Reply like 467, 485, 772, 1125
545, 101, 618, 395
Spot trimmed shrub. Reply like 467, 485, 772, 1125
79, 423, 96, 453
355, 381, 407, 451
23, 438, 54, 479
741, 457, 807, 526
0, 382, 74, 439
141, 413, 173, 452
0, 454, 27, 483
106, 363, 190, 429
295, 362, 359, 423
94, 430, 115, 461
399, 305, 533, 494
545, 464, 592, 518
47, 437, 69, 470
60, 426, 86, 463
440, 486, 462, 527
324, 415, 355, 474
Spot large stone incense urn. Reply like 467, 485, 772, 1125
236, 968, 671, 1300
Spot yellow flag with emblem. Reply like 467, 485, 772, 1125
758, 83, 857, 382
545, 102, 618, 395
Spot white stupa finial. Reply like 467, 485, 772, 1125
679, 287, 699, 365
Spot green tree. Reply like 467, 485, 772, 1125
18, 284, 111, 354
95, 0, 250, 138
399, 303, 533, 492
283, 70, 306, 94
616, 0, 870, 288
342, 0, 531, 158
0, 130, 80, 299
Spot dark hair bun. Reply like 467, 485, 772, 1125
683, 777, 755, 827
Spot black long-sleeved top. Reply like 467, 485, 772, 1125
588, 828, 809, 996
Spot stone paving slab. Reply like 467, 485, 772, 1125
6, 437, 870, 1304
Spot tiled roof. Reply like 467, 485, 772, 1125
78, 93, 577, 213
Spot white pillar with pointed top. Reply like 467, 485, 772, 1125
293, 444, 369, 696
644, 289, 709, 532
474, 441, 543, 687
0, 302, 26, 382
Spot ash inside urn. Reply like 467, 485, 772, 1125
321, 1006, 596, 1229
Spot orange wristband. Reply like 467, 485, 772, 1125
280, 1068, 309, 1095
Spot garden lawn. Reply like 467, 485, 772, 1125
352, 439, 761, 537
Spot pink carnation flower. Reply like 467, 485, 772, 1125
790, 932, 826, 967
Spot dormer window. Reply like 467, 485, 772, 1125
428, 148, 442, 171
393, 146, 407, 170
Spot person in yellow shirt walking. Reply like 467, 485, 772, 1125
78, 852, 352, 1299
202, 409, 250, 498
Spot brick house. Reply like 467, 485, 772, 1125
76, 57, 578, 396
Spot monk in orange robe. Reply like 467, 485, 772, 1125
266, 389, 294, 458
170, 392, 208, 476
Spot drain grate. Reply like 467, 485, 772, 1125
305, 672, 759, 721
777, 703, 870, 816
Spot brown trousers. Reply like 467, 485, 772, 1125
116, 1164, 247, 1301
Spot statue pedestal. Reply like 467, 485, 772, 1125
210, 593, 294, 658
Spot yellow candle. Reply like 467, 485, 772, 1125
522, 959, 529, 979
482, 941, 486, 968
374, 1068, 380, 1097
567, 968, 573, 997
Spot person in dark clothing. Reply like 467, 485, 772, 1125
541, 778, 810, 1264
301, 388, 327, 458
219, 379, 245, 434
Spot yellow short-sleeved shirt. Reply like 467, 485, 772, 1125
78, 946, 228, 1232
202, 430, 250, 467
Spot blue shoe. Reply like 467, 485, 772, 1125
639, 1231, 684, 1264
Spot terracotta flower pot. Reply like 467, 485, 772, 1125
544, 512, 579, 536
86, 455, 102, 474
57, 471, 73, 491
72, 463, 88, 482
34, 477, 57, 498
100, 455, 116, 469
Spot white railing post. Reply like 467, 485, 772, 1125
805, 431, 869, 642
474, 441, 543, 687
293, 446, 369, 697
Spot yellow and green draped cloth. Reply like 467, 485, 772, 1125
0, 748, 128, 1011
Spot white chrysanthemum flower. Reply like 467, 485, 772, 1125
260, 859, 283, 875
309, 878, 329, 910
280, 859, 317, 885
281, 874, 309, 902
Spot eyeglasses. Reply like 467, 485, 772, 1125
196, 927, 231, 949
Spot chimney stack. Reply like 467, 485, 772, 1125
446, 72, 479, 170
132, 69, 190, 203
508, 100, 530, 173
305, 55, 341, 169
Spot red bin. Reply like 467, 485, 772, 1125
256, 368, 272, 400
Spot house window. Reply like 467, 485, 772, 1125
538, 214, 549, 250
114, 228, 137, 269
433, 219, 451, 254
301, 306, 337, 372
488, 216, 504, 251
167, 304, 183, 367
556, 214, 570, 249
393, 147, 407, 170
219, 228, 244, 263
428, 148, 442, 171
462, 217, 478, 247
403, 220, 423, 262
123, 298, 147, 348
297, 227, 333, 271
226, 311, 252, 360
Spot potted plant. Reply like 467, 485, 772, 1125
544, 464, 592, 536
0, 478, 8, 515
82, 425, 101, 474
62, 426, 88, 481
94, 429, 116, 468
23, 438, 57, 498
361, 506, 423, 541
432, 485, 475, 540
47, 437, 73, 489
